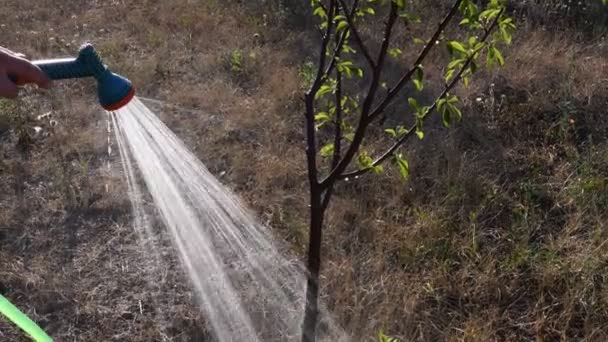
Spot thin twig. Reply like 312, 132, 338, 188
367, 0, 464, 123
323, 0, 359, 76
322, 71, 343, 210
306, 0, 337, 185
337, 0, 376, 68
340, 10, 504, 179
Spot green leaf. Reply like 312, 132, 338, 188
342, 66, 352, 78
500, 26, 512, 45
400, 12, 421, 23
486, 45, 496, 68
394, 154, 409, 180
385, 128, 397, 138
468, 35, 478, 47
413, 66, 424, 91
397, 126, 407, 135
357, 151, 374, 169
486, 45, 504, 68
450, 103, 462, 122
408, 97, 419, 113
479, 8, 501, 22
388, 48, 403, 59
341, 96, 348, 107
413, 37, 425, 45
415, 116, 424, 140
393, 0, 406, 8
447, 41, 467, 55
315, 84, 333, 99
493, 46, 505, 66
448, 58, 464, 70
339, 60, 354, 67
320, 143, 334, 157
445, 68, 456, 83
439, 94, 461, 128
441, 107, 451, 127
372, 165, 384, 174
313, 6, 327, 19
336, 20, 349, 32
342, 44, 356, 54
437, 97, 447, 113
421, 106, 430, 116
363, 7, 375, 14
467, 1, 479, 16
469, 60, 478, 74
314, 112, 330, 121
378, 330, 399, 342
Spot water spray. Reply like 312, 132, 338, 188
10, 43, 135, 111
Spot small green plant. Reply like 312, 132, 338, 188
178, 13, 196, 30
378, 330, 398, 342
229, 49, 244, 73
0, 99, 21, 124
146, 29, 167, 48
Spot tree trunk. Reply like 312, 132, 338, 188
302, 186, 324, 342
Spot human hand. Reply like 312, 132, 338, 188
0, 47, 50, 98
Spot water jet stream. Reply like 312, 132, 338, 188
110, 98, 347, 341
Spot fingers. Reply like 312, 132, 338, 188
5, 56, 50, 88
0, 48, 50, 89
0, 74, 19, 98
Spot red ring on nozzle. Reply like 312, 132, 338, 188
102, 88, 136, 111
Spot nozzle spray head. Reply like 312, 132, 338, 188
29, 43, 135, 111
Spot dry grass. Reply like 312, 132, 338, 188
1, 0, 608, 341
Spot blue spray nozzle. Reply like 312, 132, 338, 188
16, 43, 135, 110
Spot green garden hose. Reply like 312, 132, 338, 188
0, 294, 53, 342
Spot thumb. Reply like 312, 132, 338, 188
5, 55, 50, 89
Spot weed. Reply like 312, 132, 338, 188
98, 40, 121, 61
146, 29, 167, 48
229, 49, 244, 73
566, 148, 608, 212
178, 13, 196, 31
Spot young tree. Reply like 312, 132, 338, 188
301, 0, 514, 340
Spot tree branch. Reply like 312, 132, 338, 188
320, 2, 399, 188
337, 0, 375, 68
339, 10, 504, 180
322, 71, 343, 210
323, 0, 359, 77
317, 0, 328, 16
306, 0, 337, 185
367, 0, 464, 123
331, 60, 344, 172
